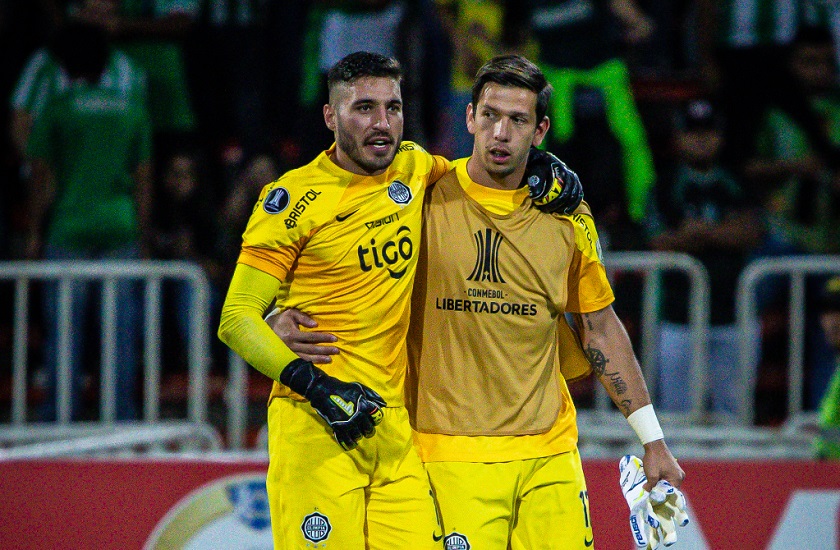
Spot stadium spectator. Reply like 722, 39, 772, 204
24, 21, 152, 420
648, 98, 763, 420
745, 25, 840, 409
698, 0, 840, 181
9, 2, 146, 160
214, 151, 280, 283
73, 0, 199, 158
433, 0, 537, 158
527, 0, 658, 248
186, 0, 271, 162
268, 54, 686, 549
151, 149, 223, 363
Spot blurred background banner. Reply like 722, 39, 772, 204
1, 458, 839, 549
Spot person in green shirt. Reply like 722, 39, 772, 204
815, 276, 840, 460
72, 0, 198, 156
25, 21, 153, 421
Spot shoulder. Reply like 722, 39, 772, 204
251, 162, 345, 232
109, 50, 147, 84
11, 49, 57, 106
552, 202, 605, 259
393, 141, 433, 167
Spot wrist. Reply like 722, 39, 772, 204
279, 358, 324, 398
627, 404, 664, 445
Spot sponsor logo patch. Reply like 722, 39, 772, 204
357, 225, 413, 279
467, 228, 505, 283
263, 187, 290, 214
336, 209, 358, 222
284, 189, 322, 229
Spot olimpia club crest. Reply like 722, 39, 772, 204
444, 532, 471, 550
301, 512, 331, 543
388, 180, 412, 205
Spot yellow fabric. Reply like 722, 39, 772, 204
425, 448, 593, 549
410, 159, 614, 462
230, 142, 449, 407
267, 398, 442, 549
456, 158, 531, 214
457, 159, 592, 383
217, 264, 299, 382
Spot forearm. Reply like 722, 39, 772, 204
574, 305, 652, 417
218, 263, 299, 380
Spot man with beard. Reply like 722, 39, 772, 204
269, 55, 686, 549
217, 51, 581, 549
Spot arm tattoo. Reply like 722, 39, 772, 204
606, 371, 628, 395
619, 399, 632, 415
585, 344, 608, 376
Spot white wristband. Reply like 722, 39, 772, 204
627, 404, 664, 445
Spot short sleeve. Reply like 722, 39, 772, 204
564, 212, 614, 313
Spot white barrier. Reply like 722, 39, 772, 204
0, 260, 215, 447
736, 255, 840, 426
600, 251, 711, 420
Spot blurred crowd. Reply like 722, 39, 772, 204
1, 0, 839, 427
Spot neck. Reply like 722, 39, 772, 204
465, 157, 525, 191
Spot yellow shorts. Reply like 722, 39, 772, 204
425, 448, 593, 549
266, 398, 442, 549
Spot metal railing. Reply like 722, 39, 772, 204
736, 255, 840, 426
0, 421, 223, 459
596, 251, 711, 421
0, 261, 214, 446
13, 254, 833, 452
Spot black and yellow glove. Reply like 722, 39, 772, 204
523, 147, 583, 214
280, 358, 386, 451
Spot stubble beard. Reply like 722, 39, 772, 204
335, 124, 400, 174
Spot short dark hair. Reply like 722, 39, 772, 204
327, 51, 403, 92
471, 55, 553, 123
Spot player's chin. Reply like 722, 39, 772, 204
360, 150, 397, 172
485, 161, 517, 178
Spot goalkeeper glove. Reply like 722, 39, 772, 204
619, 455, 689, 549
650, 479, 689, 547
280, 358, 386, 451
522, 147, 583, 214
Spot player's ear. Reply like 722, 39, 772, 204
532, 116, 550, 147
324, 103, 336, 132
466, 103, 476, 135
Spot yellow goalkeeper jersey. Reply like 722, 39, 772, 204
238, 142, 449, 406
407, 158, 614, 462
